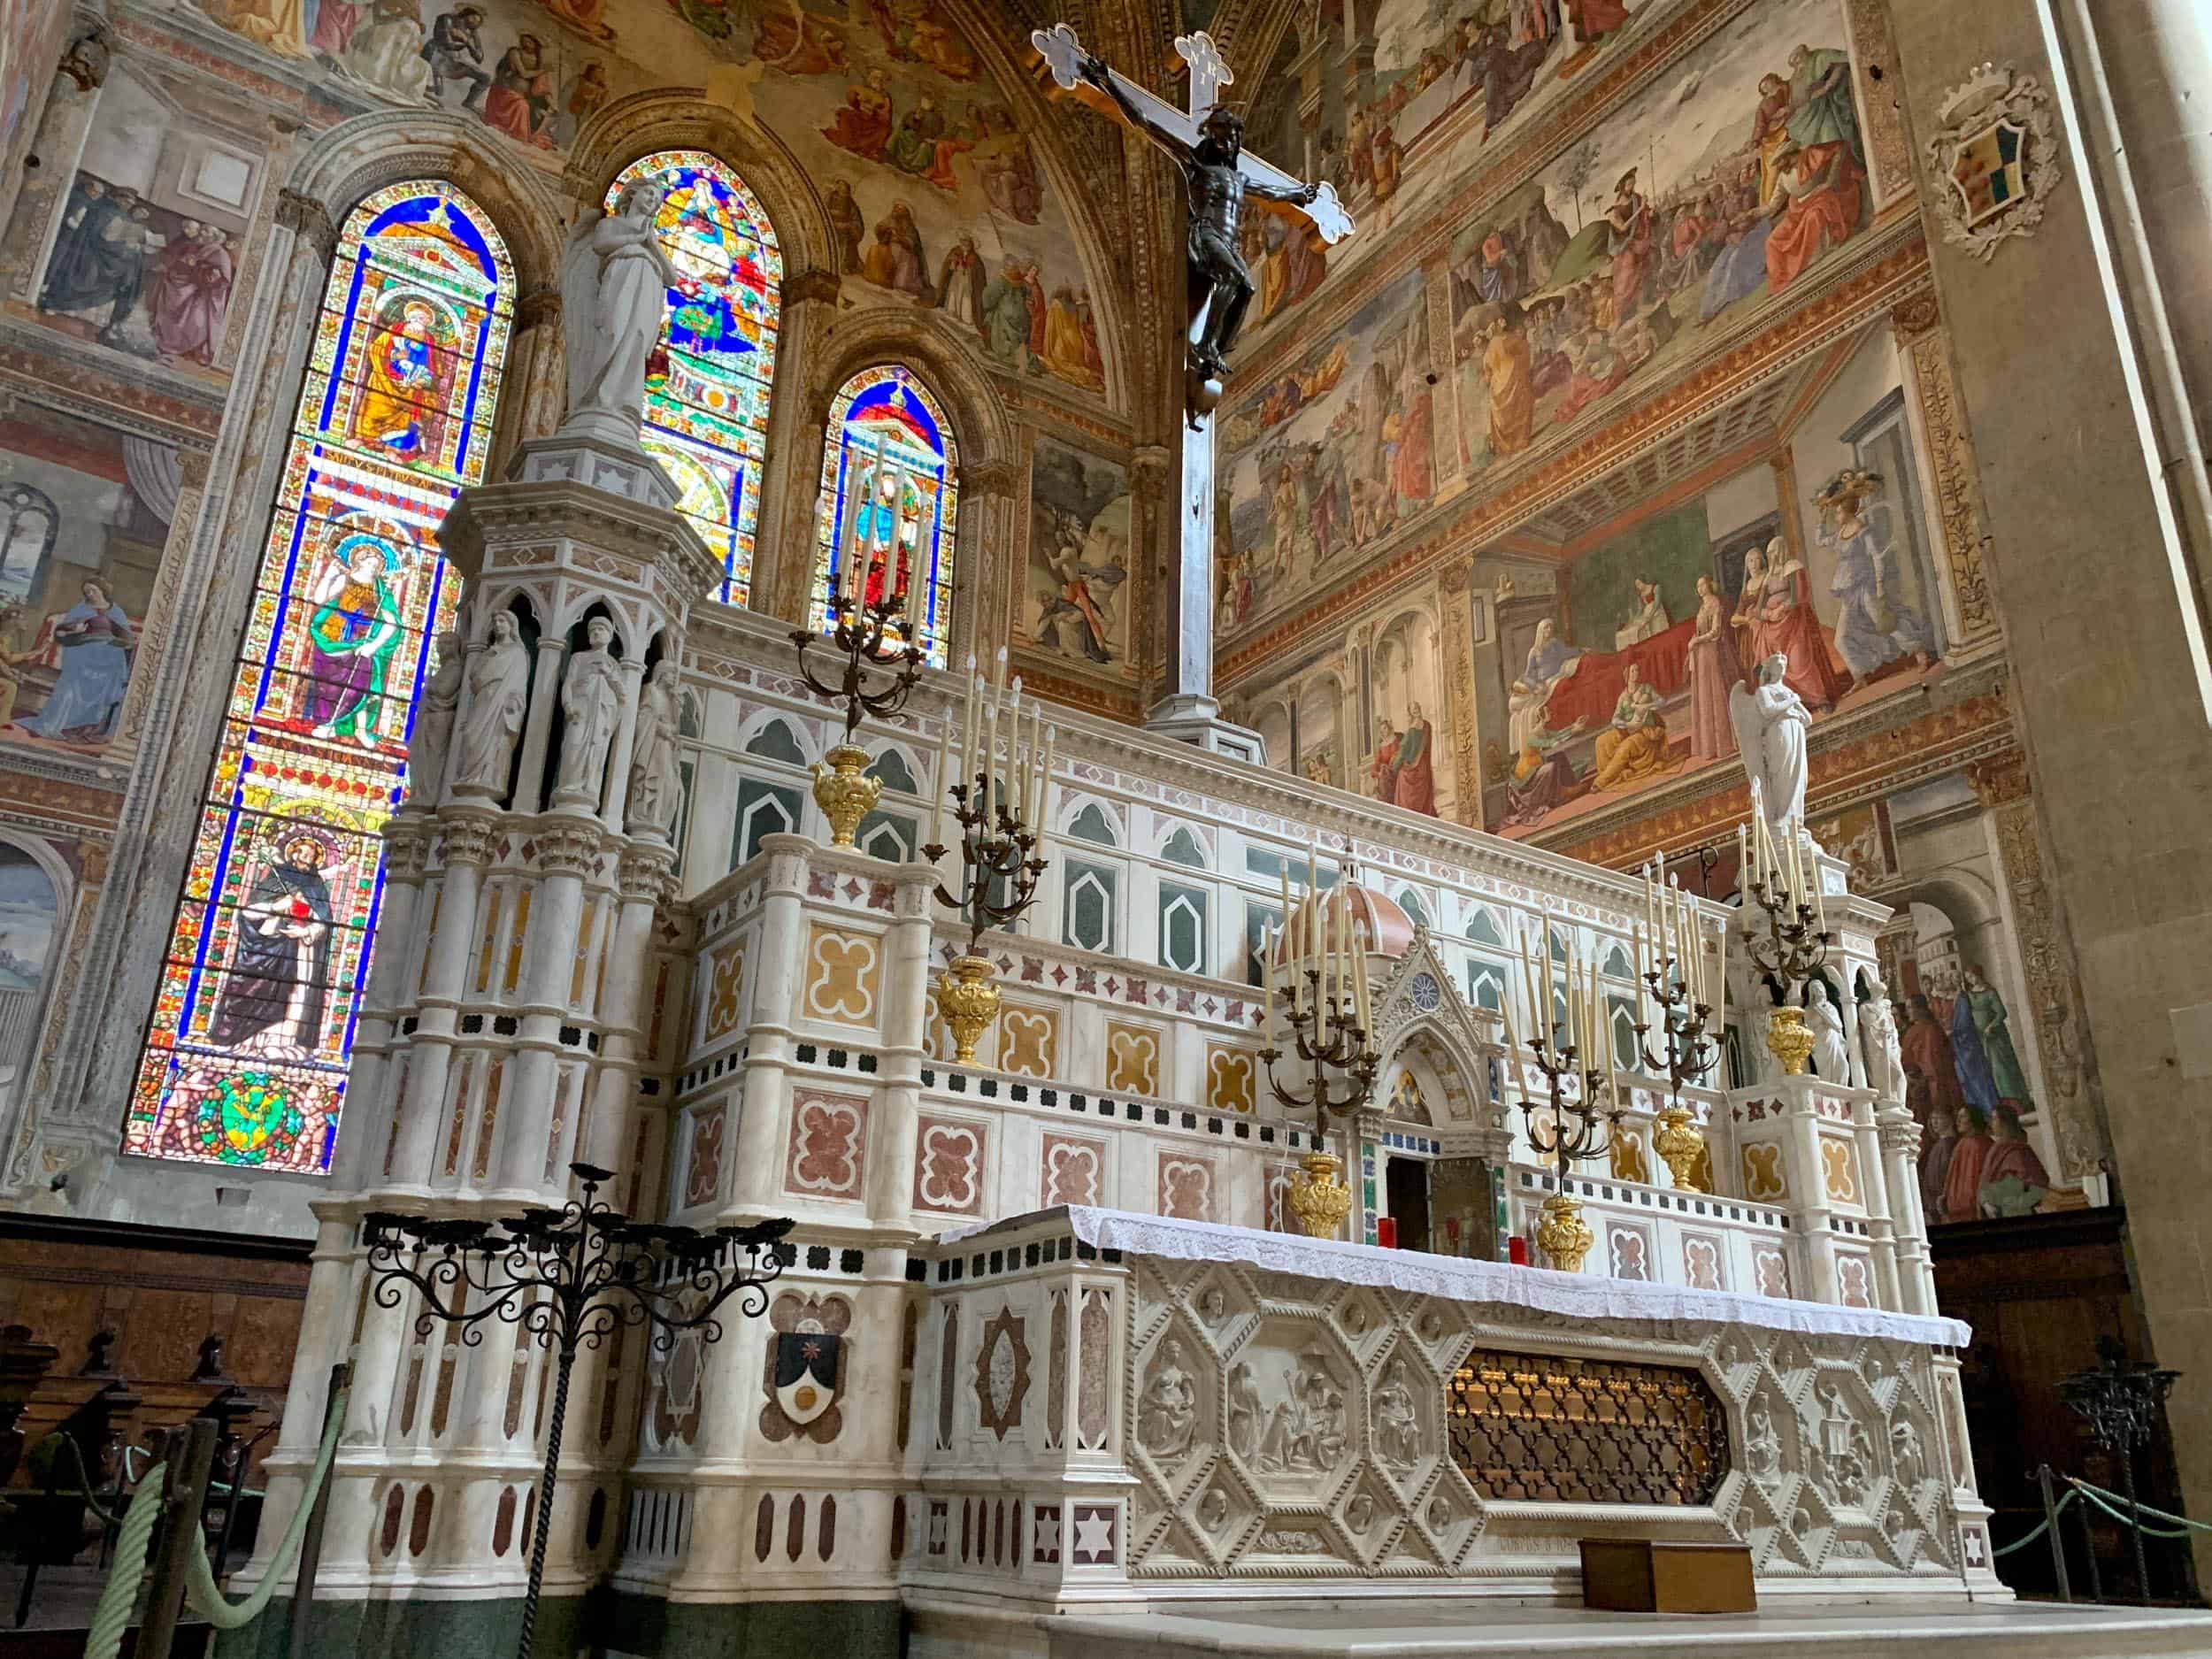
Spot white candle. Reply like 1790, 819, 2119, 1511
1008, 677, 1025, 822
1038, 725, 1056, 839
979, 691, 998, 826
1032, 702, 1048, 826
1278, 862, 1294, 1017
930, 713, 949, 848
992, 644, 1009, 695
1735, 825, 1749, 903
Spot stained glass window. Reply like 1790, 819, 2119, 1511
124, 183, 514, 1174
810, 365, 959, 669
610, 150, 782, 607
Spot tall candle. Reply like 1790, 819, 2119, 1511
1008, 678, 1025, 822
1038, 726, 1056, 849
930, 713, 949, 847
979, 691, 998, 826
992, 644, 1009, 695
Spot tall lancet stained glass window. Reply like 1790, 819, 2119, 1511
124, 184, 514, 1174
610, 150, 781, 606
810, 366, 959, 669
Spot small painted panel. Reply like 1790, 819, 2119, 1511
700, 938, 748, 1042
998, 1000, 1056, 1078
801, 922, 882, 1025
1102, 1018, 1160, 1096
1156, 1151, 1215, 1223
784, 1087, 868, 1202
1205, 1045, 1256, 1115
1039, 1132, 1105, 1209
912, 1113, 987, 1215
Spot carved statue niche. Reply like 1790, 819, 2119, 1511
1373, 1357, 1422, 1469
551, 615, 624, 813
1137, 1337, 1201, 1460
451, 610, 530, 802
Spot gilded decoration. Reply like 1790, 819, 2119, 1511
1446, 1348, 1730, 1507
1841, 0, 1915, 205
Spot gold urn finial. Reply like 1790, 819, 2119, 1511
1287, 1150, 1355, 1239
1764, 1005, 1816, 1076
810, 742, 883, 847
936, 954, 1000, 1064
1535, 1190, 1594, 1272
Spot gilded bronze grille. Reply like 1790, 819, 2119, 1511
1446, 1348, 1730, 1506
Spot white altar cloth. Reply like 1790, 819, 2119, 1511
938, 1206, 1971, 1348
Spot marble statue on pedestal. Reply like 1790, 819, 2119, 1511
559, 180, 685, 441
1860, 974, 1908, 1103
1730, 650, 1813, 849
404, 628, 463, 809
554, 617, 624, 810
451, 611, 529, 799
1805, 978, 1852, 1084
626, 658, 680, 836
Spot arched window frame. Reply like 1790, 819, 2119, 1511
809, 364, 961, 668
122, 180, 517, 1175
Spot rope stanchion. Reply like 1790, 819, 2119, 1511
82, 1465, 167, 1659
1990, 1489, 2078, 1559
180, 1386, 350, 1632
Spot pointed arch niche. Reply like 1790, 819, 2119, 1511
809, 365, 961, 669
123, 182, 516, 1175
605, 149, 785, 608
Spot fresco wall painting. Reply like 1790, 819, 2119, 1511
1018, 434, 1131, 683
25, 60, 264, 375
148, 0, 1114, 402
1219, 0, 1884, 644
0, 405, 180, 758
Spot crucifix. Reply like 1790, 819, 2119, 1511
1033, 24, 1356, 757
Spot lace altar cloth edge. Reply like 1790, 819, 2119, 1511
935, 1206, 1971, 1349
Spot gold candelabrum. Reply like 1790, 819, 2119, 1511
1740, 842, 1832, 1078
1509, 1037, 1616, 1272
924, 660, 1054, 1064
790, 579, 926, 848
1635, 956, 1718, 1193
1259, 966, 1379, 1241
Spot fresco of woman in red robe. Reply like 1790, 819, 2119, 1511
1763, 141, 1866, 292
1732, 538, 1847, 712
1393, 706, 1438, 815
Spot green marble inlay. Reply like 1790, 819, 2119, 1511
215, 1593, 901, 1659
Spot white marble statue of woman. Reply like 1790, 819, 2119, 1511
1374, 1358, 1420, 1467
1805, 978, 1852, 1083
1138, 1340, 1196, 1458
1859, 973, 1909, 1104
403, 628, 463, 810
625, 658, 681, 837
1729, 650, 1813, 849
553, 617, 624, 811
451, 612, 530, 801
559, 180, 687, 442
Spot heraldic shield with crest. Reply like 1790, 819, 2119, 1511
761, 1291, 852, 1443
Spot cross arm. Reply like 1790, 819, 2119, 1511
1033, 24, 1196, 164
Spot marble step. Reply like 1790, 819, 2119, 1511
913, 1599, 2212, 1659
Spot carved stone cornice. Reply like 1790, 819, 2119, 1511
380, 812, 437, 880
1878, 1117, 1924, 1156
274, 188, 339, 260
1966, 749, 2031, 808
964, 459, 1023, 500
517, 288, 563, 330
780, 266, 841, 307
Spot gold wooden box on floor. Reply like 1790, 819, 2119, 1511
1578, 1539, 1758, 1614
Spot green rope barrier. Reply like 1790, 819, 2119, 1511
83, 1466, 166, 1659
180, 1386, 350, 1632
51, 1433, 123, 1527
2068, 1476, 2212, 1534
2073, 1480, 2205, 1540
1990, 1489, 2078, 1558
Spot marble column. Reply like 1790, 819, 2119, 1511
726, 834, 810, 1213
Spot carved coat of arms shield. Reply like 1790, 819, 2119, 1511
772, 1329, 841, 1426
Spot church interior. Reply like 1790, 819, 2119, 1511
0, 0, 2209, 1650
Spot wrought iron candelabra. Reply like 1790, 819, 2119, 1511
2060, 1336, 2183, 1601
1508, 1037, 1614, 1272
1259, 967, 1379, 1240
365, 1164, 793, 1659
790, 584, 926, 847
923, 767, 1049, 1066
1740, 856, 1832, 1078
1636, 955, 1718, 1192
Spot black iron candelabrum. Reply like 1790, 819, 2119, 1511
791, 586, 927, 848
1258, 972, 1379, 1237
1635, 956, 1717, 1191
365, 1164, 794, 1659
789, 587, 926, 748
2060, 1336, 2183, 1601
1509, 1037, 1614, 1271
